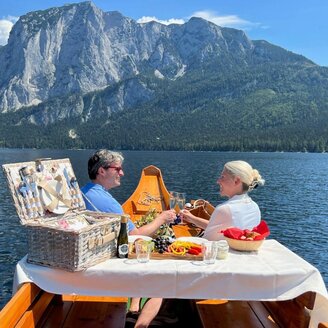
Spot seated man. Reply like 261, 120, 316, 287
81, 149, 175, 235
81, 149, 176, 328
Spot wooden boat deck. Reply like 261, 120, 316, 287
0, 283, 128, 327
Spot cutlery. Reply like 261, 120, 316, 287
63, 168, 72, 187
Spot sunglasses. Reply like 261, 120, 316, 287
104, 166, 123, 173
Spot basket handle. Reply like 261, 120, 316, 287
193, 199, 207, 208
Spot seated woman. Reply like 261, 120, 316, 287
180, 160, 265, 240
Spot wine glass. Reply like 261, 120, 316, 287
169, 191, 177, 209
169, 191, 181, 225
176, 192, 186, 224
176, 192, 186, 211
169, 191, 186, 224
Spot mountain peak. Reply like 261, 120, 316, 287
0, 2, 321, 116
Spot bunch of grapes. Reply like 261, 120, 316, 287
173, 214, 181, 225
153, 236, 172, 253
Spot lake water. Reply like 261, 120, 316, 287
0, 149, 327, 309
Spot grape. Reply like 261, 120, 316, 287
152, 236, 172, 252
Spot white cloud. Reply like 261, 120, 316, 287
0, 16, 18, 46
137, 16, 185, 25
136, 10, 261, 31
190, 10, 260, 29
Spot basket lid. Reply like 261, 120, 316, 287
2, 158, 86, 225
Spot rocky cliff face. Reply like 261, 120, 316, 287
0, 1, 314, 123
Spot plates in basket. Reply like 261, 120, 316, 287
176, 236, 207, 244
128, 235, 152, 243
40, 180, 71, 214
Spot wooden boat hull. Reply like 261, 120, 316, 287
122, 164, 202, 237
1, 165, 327, 327
122, 165, 170, 222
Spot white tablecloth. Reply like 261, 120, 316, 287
14, 239, 327, 302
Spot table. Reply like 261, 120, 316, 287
14, 239, 327, 301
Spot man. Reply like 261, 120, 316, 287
81, 149, 175, 235
81, 149, 176, 328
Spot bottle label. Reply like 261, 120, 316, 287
118, 244, 129, 256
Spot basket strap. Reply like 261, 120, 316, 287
88, 231, 117, 249
81, 191, 100, 212
54, 175, 71, 202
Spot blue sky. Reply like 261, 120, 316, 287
0, 0, 327, 67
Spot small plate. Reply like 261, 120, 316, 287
128, 235, 152, 243
176, 236, 207, 244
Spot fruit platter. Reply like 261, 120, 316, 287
128, 236, 204, 260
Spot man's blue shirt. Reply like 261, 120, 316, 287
81, 182, 136, 232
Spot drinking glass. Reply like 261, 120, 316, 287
176, 192, 186, 211
169, 191, 177, 210
135, 240, 152, 263
169, 191, 186, 224
176, 192, 186, 224
214, 240, 229, 260
202, 241, 217, 264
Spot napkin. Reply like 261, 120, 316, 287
221, 220, 270, 240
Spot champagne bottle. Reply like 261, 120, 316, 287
117, 215, 129, 258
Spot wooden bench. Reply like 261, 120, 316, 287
196, 292, 327, 328
0, 283, 128, 328
196, 299, 277, 328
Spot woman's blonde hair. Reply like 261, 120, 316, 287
224, 160, 265, 192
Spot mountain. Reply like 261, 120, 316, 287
0, 1, 328, 152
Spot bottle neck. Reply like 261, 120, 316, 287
121, 215, 129, 224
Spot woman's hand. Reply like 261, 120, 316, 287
156, 209, 176, 224
179, 209, 196, 223
180, 209, 210, 230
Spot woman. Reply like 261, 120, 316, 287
180, 160, 265, 241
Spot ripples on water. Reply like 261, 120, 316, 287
0, 149, 327, 309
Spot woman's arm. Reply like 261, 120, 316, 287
202, 205, 233, 240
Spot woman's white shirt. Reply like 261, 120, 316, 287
203, 193, 261, 241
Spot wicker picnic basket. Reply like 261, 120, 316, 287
2, 158, 121, 271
